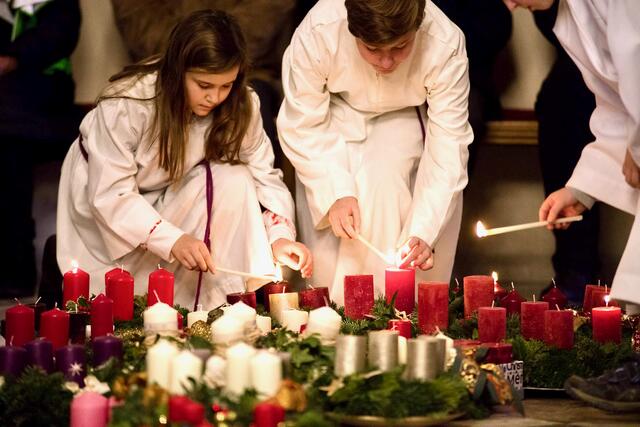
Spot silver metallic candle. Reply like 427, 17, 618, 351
334, 335, 367, 377
367, 330, 398, 372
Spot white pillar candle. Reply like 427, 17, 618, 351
304, 306, 342, 342
225, 342, 256, 396
269, 292, 299, 324
225, 301, 257, 329
398, 336, 407, 365
170, 350, 203, 395
146, 339, 179, 390
204, 355, 226, 388
144, 302, 178, 335
210, 314, 244, 345
256, 315, 272, 334
187, 304, 209, 328
281, 309, 308, 333
250, 350, 282, 398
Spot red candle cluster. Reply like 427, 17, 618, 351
501, 287, 526, 315
463, 275, 493, 319
226, 291, 257, 308
298, 286, 330, 309
147, 267, 174, 307
385, 268, 415, 314
417, 281, 449, 334
63, 264, 90, 306
542, 285, 568, 310
543, 309, 573, 349
91, 294, 114, 339
482, 342, 513, 364
592, 305, 621, 344
387, 319, 412, 339
582, 284, 600, 313
478, 306, 506, 343
40, 307, 70, 350
520, 301, 549, 341
5, 304, 35, 346
253, 402, 285, 427
344, 275, 374, 319
105, 268, 134, 321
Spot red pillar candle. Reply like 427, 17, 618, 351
582, 284, 600, 313
417, 282, 449, 334
463, 275, 493, 319
90, 294, 114, 339
106, 272, 134, 321
5, 303, 35, 346
543, 309, 574, 349
478, 307, 506, 343
590, 287, 618, 311
253, 402, 286, 427
592, 305, 622, 344
492, 272, 507, 300
26, 301, 46, 332
482, 342, 513, 364
520, 301, 549, 341
104, 267, 131, 286
147, 267, 174, 307
259, 282, 289, 312
344, 275, 374, 319
388, 319, 412, 339
385, 268, 415, 314
40, 307, 70, 350
542, 286, 568, 310
500, 287, 526, 316
226, 291, 257, 308
63, 262, 90, 306
298, 286, 330, 309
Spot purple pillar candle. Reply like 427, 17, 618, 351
92, 335, 123, 367
25, 338, 54, 373
0, 345, 27, 377
55, 344, 86, 385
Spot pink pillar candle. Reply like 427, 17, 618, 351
592, 306, 621, 344
520, 301, 549, 341
478, 307, 506, 343
298, 286, 330, 309
147, 267, 174, 307
40, 307, 70, 350
385, 268, 415, 314
70, 391, 109, 427
90, 294, 114, 339
5, 303, 35, 346
417, 282, 449, 334
463, 275, 494, 319
344, 275, 374, 319
543, 309, 574, 349
226, 291, 257, 308
63, 265, 90, 306
388, 319, 412, 339
106, 272, 134, 321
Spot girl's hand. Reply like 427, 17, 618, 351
271, 238, 313, 278
396, 236, 434, 271
171, 234, 216, 272
623, 149, 640, 189
327, 196, 361, 238
539, 188, 586, 230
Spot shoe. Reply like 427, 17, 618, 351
565, 355, 640, 413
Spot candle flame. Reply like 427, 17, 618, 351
476, 221, 488, 238
274, 263, 283, 282
511, 281, 515, 291
71, 259, 79, 273
604, 295, 610, 307
491, 271, 498, 284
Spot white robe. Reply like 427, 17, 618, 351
57, 73, 295, 309
277, 0, 472, 304
555, 0, 640, 304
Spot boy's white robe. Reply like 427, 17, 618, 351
57, 74, 295, 309
277, 0, 472, 304
555, 0, 640, 304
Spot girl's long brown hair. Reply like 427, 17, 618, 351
100, 10, 251, 181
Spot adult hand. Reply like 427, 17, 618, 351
327, 196, 361, 239
0, 56, 17, 76
396, 236, 434, 270
272, 238, 313, 278
538, 188, 586, 230
502, 0, 554, 11
171, 233, 216, 272
622, 149, 640, 189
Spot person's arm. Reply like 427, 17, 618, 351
84, 98, 184, 262
276, 19, 356, 229
404, 31, 473, 248
7, 0, 80, 71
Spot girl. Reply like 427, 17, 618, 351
57, 10, 312, 309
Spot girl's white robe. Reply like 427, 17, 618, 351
277, 0, 473, 304
57, 74, 295, 309
555, 0, 640, 304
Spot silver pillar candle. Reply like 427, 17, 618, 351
417, 336, 446, 380
334, 335, 366, 377
405, 338, 429, 380
367, 330, 398, 371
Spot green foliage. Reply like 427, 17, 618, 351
338, 296, 420, 336
109, 387, 167, 427
0, 367, 73, 427
447, 314, 478, 340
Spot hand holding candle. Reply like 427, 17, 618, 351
395, 236, 434, 270
476, 215, 583, 238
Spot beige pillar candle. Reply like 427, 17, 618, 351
368, 330, 398, 371
146, 339, 179, 390
225, 342, 256, 396
281, 309, 308, 333
210, 314, 244, 345
225, 301, 257, 330
334, 335, 366, 377
269, 292, 299, 324
250, 350, 282, 398
256, 315, 272, 334
143, 302, 178, 336
170, 350, 203, 395
303, 306, 342, 343
187, 304, 209, 328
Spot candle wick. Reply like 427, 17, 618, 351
552, 278, 557, 288
54, 302, 58, 309
308, 283, 315, 289
533, 294, 536, 302
9, 335, 14, 346
35, 296, 42, 305
323, 296, 329, 306
556, 304, 560, 311
153, 290, 161, 304
491, 300, 495, 308
598, 279, 601, 286
14, 298, 20, 305
511, 281, 515, 291
157, 264, 161, 270
605, 284, 608, 292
